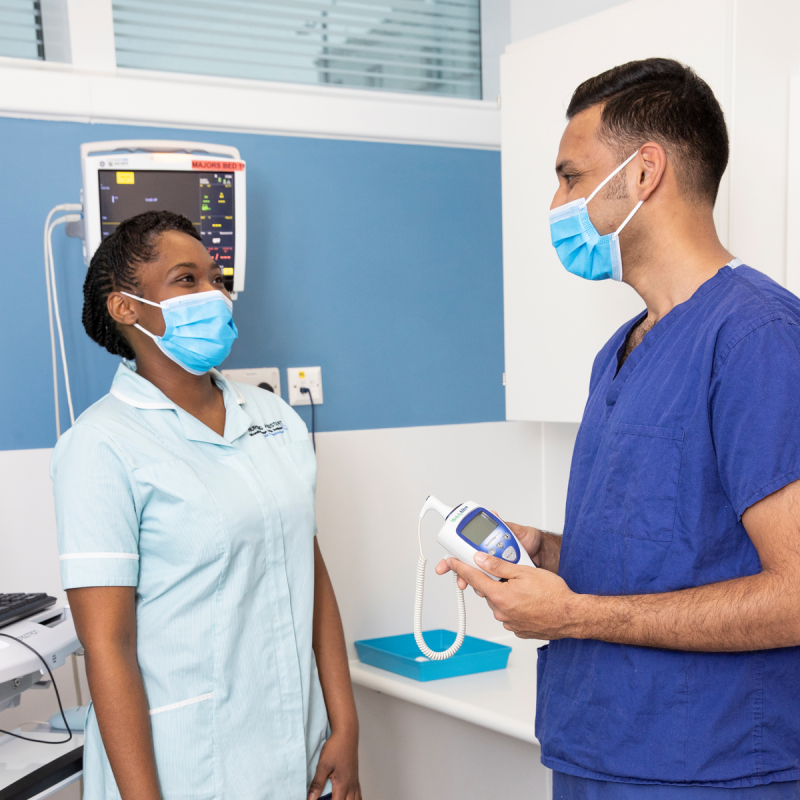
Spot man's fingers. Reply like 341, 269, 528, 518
473, 551, 521, 581
436, 559, 469, 590
435, 559, 450, 575
445, 557, 499, 596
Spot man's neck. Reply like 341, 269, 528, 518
622, 210, 733, 326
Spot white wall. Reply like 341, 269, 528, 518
509, 0, 629, 42
727, 0, 800, 285
354, 684, 549, 800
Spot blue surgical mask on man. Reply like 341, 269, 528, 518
548, 150, 643, 282
120, 289, 238, 375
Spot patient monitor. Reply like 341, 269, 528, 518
80, 141, 248, 294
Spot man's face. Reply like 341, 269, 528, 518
551, 105, 635, 237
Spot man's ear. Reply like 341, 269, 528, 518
107, 292, 139, 326
635, 141, 667, 202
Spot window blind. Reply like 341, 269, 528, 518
0, 0, 44, 59
112, 0, 482, 99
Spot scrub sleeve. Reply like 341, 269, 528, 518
710, 315, 800, 518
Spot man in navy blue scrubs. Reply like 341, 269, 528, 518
439, 58, 800, 797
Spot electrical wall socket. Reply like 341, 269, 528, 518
287, 367, 323, 406
221, 367, 281, 398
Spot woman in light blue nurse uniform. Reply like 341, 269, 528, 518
51, 211, 360, 800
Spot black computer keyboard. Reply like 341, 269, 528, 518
0, 593, 57, 628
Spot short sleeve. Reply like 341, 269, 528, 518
51, 423, 141, 589
710, 318, 800, 518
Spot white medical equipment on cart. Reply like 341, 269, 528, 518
0, 606, 80, 713
413, 497, 535, 660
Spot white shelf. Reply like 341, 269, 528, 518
0, 725, 84, 797
349, 636, 546, 745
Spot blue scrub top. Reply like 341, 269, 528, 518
52, 363, 331, 800
536, 265, 800, 788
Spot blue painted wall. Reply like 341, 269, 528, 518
0, 117, 505, 451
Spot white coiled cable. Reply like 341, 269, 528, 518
413, 517, 466, 660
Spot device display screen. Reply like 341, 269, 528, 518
460, 512, 498, 546
98, 170, 236, 291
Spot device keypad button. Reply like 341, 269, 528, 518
503, 548, 517, 561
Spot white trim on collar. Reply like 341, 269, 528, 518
110, 387, 174, 410
111, 381, 244, 409
728, 257, 743, 268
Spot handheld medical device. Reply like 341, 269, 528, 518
413, 497, 535, 660
80, 140, 247, 294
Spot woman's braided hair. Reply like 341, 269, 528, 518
82, 210, 202, 359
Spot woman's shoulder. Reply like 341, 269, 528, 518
50, 392, 145, 473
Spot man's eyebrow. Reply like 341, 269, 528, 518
556, 159, 579, 176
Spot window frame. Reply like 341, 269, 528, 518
0, 0, 500, 149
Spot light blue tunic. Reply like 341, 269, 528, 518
51, 362, 331, 800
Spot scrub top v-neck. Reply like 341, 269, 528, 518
51, 362, 331, 800
536, 264, 800, 788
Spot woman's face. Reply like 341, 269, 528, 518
121, 230, 229, 339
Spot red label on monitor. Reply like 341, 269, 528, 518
191, 160, 244, 171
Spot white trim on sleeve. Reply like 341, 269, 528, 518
149, 693, 214, 716
59, 552, 140, 561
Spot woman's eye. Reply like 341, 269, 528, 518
178, 274, 195, 283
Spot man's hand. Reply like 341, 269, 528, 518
435, 512, 562, 591
505, 519, 544, 561
441, 553, 583, 640
307, 730, 361, 800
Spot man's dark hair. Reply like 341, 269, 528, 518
82, 210, 202, 359
567, 58, 728, 205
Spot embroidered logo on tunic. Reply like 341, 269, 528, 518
247, 422, 287, 437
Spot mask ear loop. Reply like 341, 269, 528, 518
612, 199, 644, 238
586, 150, 640, 204
118, 291, 165, 342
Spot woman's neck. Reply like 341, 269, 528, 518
134, 354, 227, 437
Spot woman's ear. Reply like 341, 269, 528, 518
107, 292, 139, 326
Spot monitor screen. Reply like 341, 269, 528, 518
98, 169, 236, 291
460, 512, 498, 546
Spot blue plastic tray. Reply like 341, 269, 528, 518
354, 630, 512, 682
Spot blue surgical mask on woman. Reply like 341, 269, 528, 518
548, 150, 643, 282
120, 290, 238, 375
